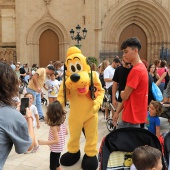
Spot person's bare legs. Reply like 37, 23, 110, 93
117, 102, 122, 123
48, 97, 57, 104
57, 166, 61, 170
105, 107, 109, 120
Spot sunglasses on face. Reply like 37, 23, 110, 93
123, 60, 131, 65
125, 63, 131, 65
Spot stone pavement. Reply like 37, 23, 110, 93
4, 104, 109, 170
4, 105, 170, 170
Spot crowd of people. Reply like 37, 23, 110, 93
0, 37, 167, 170
97, 37, 169, 169
97, 38, 169, 137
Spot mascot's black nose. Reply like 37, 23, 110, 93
70, 73, 80, 82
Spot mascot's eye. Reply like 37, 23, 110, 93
68, 62, 83, 73
75, 61, 83, 72
76, 64, 81, 71
71, 65, 76, 72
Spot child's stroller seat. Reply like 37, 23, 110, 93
99, 127, 164, 170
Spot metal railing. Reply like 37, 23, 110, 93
160, 48, 170, 61
99, 50, 123, 62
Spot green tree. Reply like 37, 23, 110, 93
87, 56, 98, 67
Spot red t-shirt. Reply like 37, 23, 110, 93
122, 63, 148, 124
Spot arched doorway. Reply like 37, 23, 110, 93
119, 24, 147, 60
39, 29, 59, 67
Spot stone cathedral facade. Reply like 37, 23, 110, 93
0, 0, 170, 66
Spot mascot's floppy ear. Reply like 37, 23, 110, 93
64, 64, 67, 70
86, 57, 97, 100
63, 64, 67, 106
63, 46, 81, 106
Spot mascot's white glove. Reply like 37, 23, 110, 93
93, 100, 100, 114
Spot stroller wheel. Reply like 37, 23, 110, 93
106, 118, 116, 132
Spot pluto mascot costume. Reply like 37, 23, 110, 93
57, 46, 104, 170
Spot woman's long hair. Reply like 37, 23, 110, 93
148, 64, 156, 74
46, 100, 66, 126
0, 61, 19, 106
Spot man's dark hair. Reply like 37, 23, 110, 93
132, 146, 162, 170
113, 58, 121, 63
0, 62, 19, 106
47, 65, 56, 71
121, 37, 141, 51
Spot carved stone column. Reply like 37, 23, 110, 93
44, 0, 51, 5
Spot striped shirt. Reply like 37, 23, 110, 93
48, 123, 67, 153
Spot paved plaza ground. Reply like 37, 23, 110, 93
4, 104, 170, 170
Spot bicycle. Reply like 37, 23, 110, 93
104, 93, 117, 132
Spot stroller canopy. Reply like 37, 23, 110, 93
99, 127, 162, 170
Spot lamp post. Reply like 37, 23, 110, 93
70, 25, 87, 49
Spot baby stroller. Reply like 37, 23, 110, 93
160, 131, 170, 170
161, 102, 170, 120
19, 78, 28, 94
99, 127, 167, 170
41, 92, 48, 106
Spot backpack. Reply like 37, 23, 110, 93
152, 82, 163, 102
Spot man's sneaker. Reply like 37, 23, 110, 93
39, 116, 44, 121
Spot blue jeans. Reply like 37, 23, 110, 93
27, 88, 44, 118
158, 82, 165, 94
117, 121, 140, 129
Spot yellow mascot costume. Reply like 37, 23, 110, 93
57, 46, 104, 170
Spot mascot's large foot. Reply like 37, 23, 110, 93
60, 150, 80, 166
81, 154, 98, 170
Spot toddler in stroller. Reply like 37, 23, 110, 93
131, 145, 162, 170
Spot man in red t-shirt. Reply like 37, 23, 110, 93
113, 37, 148, 128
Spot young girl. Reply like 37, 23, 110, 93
38, 100, 67, 170
146, 100, 162, 138
44, 72, 60, 104
24, 92, 40, 153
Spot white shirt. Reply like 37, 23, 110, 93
30, 105, 38, 127
45, 79, 60, 97
103, 65, 115, 89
